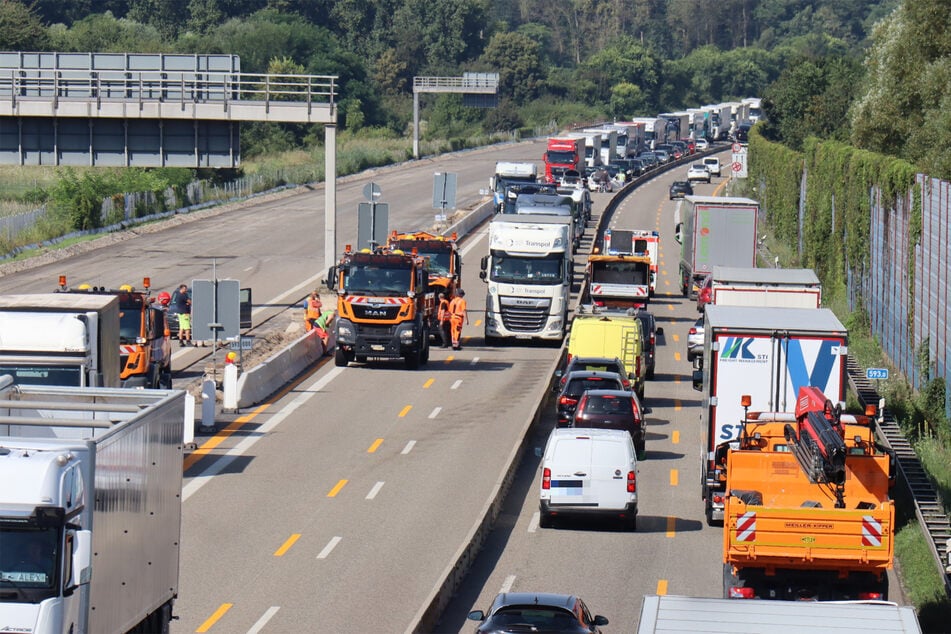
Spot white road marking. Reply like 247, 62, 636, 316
500, 575, 516, 594
247, 607, 280, 634
428, 407, 442, 419
401, 440, 416, 455
182, 367, 345, 502
366, 481, 385, 500
317, 536, 342, 559
451, 380, 462, 390
528, 512, 540, 533
470, 357, 479, 365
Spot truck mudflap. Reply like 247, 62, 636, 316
724, 499, 893, 572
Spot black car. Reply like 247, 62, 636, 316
468, 592, 609, 634
556, 356, 632, 391
555, 370, 626, 425
635, 310, 662, 380
669, 180, 693, 199
571, 389, 649, 455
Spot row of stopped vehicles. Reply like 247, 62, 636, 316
326, 231, 461, 369
0, 276, 172, 390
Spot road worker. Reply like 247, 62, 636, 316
304, 290, 322, 332
437, 292, 451, 348
448, 289, 468, 351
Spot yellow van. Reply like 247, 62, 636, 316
567, 308, 646, 400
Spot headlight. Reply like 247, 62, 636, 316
400, 329, 414, 340
549, 319, 562, 332
337, 325, 353, 338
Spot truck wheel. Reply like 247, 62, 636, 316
334, 347, 350, 367
539, 512, 553, 529
160, 369, 173, 389
421, 339, 430, 364
704, 496, 715, 526
404, 350, 420, 370
628, 514, 637, 531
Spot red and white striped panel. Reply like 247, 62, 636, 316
590, 285, 648, 297
346, 296, 411, 304
862, 515, 883, 547
119, 345, 137, 354
735, 511, 756, 542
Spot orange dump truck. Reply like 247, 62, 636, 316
387, 231, 462, 300
722, 386, 894, 601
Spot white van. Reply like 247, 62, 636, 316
539, 428, 638, 530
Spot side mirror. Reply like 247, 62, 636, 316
325, 266, 337, 291
489, 176, 496, 190
480, 255, 489, 271
479, 271, 487, 282
467, 610, 486, 622
692, 368, 704, 391
593, 616, 609, 626
656, 326, 665, 336
643, 406, 652, 415
674, 223, 683, 244
70, 529, 92, 589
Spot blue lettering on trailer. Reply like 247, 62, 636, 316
782, 339, 838, 393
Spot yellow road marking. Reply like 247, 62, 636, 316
274, 533, 300, 557
666, 516, 677, 537
672, 430, 680, 444
675, 399, 682, 411
674, 352, 682, 361
446, 355, 455, 362
656, 579, 668, 595
670, 469, 678, 486
475, 319, 482, 327
664, 280, 670, 286
399, 405, 412, 417
423, 378, 434, 388
672, 334, 680, 342
668, 304, 674, 311
367, 438, 383, 453
196, 603, 233, 632
327, 479, 348, 497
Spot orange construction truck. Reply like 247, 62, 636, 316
387, 231, 462, 300
57, 276, 172, 389
721, 386, 894, 601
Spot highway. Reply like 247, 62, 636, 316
0, 141, 908, 632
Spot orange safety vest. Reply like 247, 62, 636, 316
306, 296, 322, 321
438, 298, 450, 322
449, 296, 467, 323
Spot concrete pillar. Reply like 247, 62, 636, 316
222, 362, 238, 413
413, 91, 419, 159
325, 123, 337, 273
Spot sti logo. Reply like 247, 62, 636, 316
719, 337, 763, 362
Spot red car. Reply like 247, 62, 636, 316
571, 389, 649, 455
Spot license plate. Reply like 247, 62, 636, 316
371, 345, 385, 351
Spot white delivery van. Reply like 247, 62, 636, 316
539, 428, 638, 530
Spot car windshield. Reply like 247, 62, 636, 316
489, 607, 576, 630
567, 377, 620, 396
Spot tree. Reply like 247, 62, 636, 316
610, 82, 647, 119
479, 31, 542, 105
50, 11, 166, 52
0, 0, 50, 50
578, 36, 660, 108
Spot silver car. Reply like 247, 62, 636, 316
687, 316, 704, 363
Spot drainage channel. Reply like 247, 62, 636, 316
846, 357, 951, 596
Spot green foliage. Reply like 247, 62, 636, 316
48, 12, 167, 52
894, 521, 951, 630
0, 0, 51, 50
578, 36, 660, 109
479, 31, 543, 105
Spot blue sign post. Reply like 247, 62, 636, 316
866, 368, 889, 380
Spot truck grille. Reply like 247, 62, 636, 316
351, 304, 403, 320
500, 296, 551, 332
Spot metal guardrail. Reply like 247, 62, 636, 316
847, 358, 951, 597
0, 69, 336, 108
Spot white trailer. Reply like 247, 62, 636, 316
0, 377, 185, 633
480, 214, 572, 342
490, 161, 537, 212
693, 305, 849, 524
637, 595, 922, 633
629, 117, 668, 149
0, 294, 121, 388
711, 266, 822, 308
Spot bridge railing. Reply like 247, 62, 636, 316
0, 69, 337, 108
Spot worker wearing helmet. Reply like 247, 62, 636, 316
157, 291, 172, 307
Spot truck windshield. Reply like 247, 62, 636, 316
591, 261, 650, 285
490, 253, 563, 285
345, 265, 412, 296
0, 365, 83, 387
0, 526, 60, 599
118, 309, 142, 344
545, 151, 575, 164
416, 251, 451, 276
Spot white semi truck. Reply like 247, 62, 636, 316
0, 377, 184, 633
693, 305, 849, 525
489, 161, 537, 212
709, 266, 822, 308
0, 294, 121, 388
480, 214, 573, 343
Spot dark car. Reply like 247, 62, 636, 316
571, 389, 649, 455
669, 180, 693, 199
635, 310, 662, 380
637, 151, 659, 169
555, 370, 626, 426
468, 592, 608, 634
556, 356, 632, 391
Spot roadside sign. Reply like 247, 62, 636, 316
363, 182, 382, 200
732, 161, 743, 172
230, 335, 255, 351
731, 152, 748, 178
191, 278, 240, 341
866, 368, 889, 380
732, 143, 742, 153
433, 172, 457, 210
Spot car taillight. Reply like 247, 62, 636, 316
559, 396, 577, 406
627, 471, 636, 493
729, 587, 755, 599
636, 357, 641, 376
689, 327, 698, 335
542, 467, 551, 490
650, 334, 655, 346
622, 379, 631, 390
858, 591, 884, 600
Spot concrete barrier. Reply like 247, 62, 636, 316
234, 329, 329, 408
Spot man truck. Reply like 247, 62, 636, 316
543, 137, 584, 183
327, 244, 434, 369
480, 214, 572, 344
0, 377, 184, 633
693, 305, 849, 525
0, 293, 120, 388
675, 196, 759, 299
